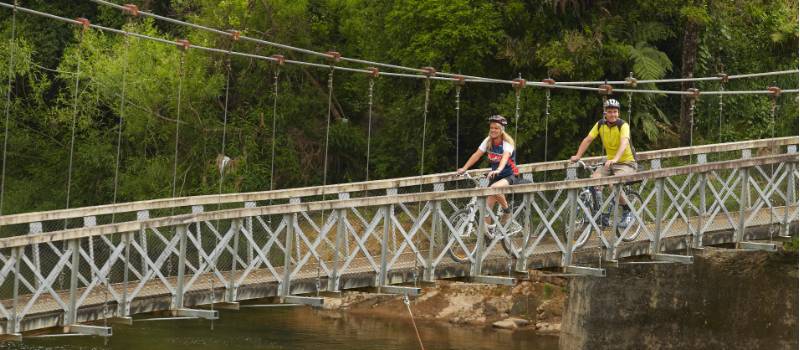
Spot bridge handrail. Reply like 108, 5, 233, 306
0, 152, 794, 250
0, 136, 795, 227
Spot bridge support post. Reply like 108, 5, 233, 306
327, 209, 345, 292
137, 210, 149, 277
174, 225, 188, 309
425, 197, 442, 282
227, 219, 241, 302
28, 222, 41, 291
652, 178, 665, 254
281, 214, 294, 297
9, 247, 21, 335
121, 232, 132, 316
378, 205, 391, 289
66, 239, 80, 325
562, 188, 578, 270
471, 197, 487, 277
782, 146, 796, 237
736, 167, 751, 244
516, 193, 532, 272
191, 206, 203, 273
245, 202, 256, 266
696, 154, 708, 248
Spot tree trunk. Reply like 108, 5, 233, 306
679, 20, 700, 146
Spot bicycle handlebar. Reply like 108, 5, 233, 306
455, 172, 487, 187
572, 157, 608, 172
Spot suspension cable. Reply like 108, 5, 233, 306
87, 0, 799, 88
322, 64, 334, 189
320, 58, 338, 230
419, 73, 432, 178
544, 86, 551, 163
1, 2, 796, 95
217, 44, 234, 198
554, 69, 799, 85
767, 86, 781, 237
111, 31, 130, 223
212, 40, 236, 313
0, 0, 17, 216
625, 73, 634, 128
171, 48, 186, 198
688, 92, 698, 147
365, 71, 376, 181
718, 74, 726, 144
65, 24, 88, 222
512, 76, 524, 153
454, 77, 463, 169
403, 294, 426, 350
269, 61, 281, 192
418, 71, 432, 209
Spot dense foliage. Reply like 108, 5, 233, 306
0, 0, 796, 213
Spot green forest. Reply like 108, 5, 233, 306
0, 0, 797, 214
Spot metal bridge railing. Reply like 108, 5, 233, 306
0, 145, 795, 334
0, 137, 796, 239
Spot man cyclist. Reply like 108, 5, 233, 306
569, 98, 638, 227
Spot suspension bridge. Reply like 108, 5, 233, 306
0, 0, 796, 341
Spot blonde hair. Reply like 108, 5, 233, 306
485, 130, 515, 149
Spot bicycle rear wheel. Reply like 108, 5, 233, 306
447, 208, 480, 263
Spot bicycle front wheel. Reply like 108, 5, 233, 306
615, 191, 644, 242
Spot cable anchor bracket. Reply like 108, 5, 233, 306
122, 4, 140, 16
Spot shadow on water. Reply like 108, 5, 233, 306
2, 306, 558, 350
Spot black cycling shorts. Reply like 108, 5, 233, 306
489, 174, 529, 186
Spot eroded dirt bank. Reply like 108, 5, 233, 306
318, 248, 797, 349
321, 272, 567, 334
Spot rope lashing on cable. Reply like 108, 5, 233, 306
365, 67, 379, 181
171, 40, 189, 199
453, 75, 464, 170
686, 88, 700, 147
0, 0, 18, 216
269, 55, 284, 192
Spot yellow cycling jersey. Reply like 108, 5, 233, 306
588, 120, 635, 164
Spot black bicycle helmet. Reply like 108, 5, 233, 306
487, 114, 508, 126
603, 98, 621, 109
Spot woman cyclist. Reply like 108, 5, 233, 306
456, 115, 521, 228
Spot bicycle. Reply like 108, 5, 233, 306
572, 158, 644, 243
447, 173, 525, 263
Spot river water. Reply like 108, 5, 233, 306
3, 306, 558, 350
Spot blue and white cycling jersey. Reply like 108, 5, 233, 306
478, 137, 519, 179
